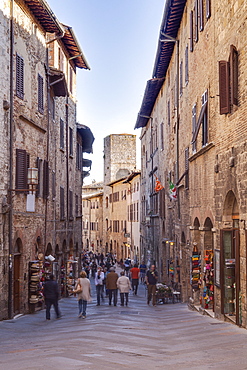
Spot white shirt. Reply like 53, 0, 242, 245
94, 271, 104, 286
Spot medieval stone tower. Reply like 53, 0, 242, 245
103, 134, 136, 184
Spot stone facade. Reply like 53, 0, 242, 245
137, 0, 247, 327
0, 0, 92, 320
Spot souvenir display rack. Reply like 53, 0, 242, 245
202, 250, 214, 309
29, 261, 44, 313
191, 248, 201, 290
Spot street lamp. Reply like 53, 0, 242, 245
27, 168, 38, 191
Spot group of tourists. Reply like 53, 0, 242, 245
43, 254, 158, 320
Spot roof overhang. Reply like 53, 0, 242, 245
77, 124, 95, 154
62, 24, 90, 70
153, 0, 187, 79
134, 78, 165, 129
134, 0, 186, 130
24, 0, 64, 34
122, 171, 141, 183
49, 67, 68, 97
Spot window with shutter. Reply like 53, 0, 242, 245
43, 160, 49, 199
202, 90, 208, 146
185, 45, 189, 84
230, 45, 238, 106
60, 187, 65, 220
16, 149, 28, 191
219, 61, 230, 114
206, 0, 211, 19
192, 104, 197, 152
199, 0, 204, 31
69, 190, 73, 219
60, 119, 64, 149
190, 11, 194, 52
38, 74, 44, 114
49, 41, 55, 67
16, 54, 24, 99
52, 171, 56, 200
75, 194, 78, 216
36, 157, 43, 197
180, 61, 183, 96
69, 127, 73, 156
185, 148, 189, 189
167, 100, 170, 126
194, 0, 199, 43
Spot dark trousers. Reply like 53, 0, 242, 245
147, 284, 157, 306
45, 298, 60, 319
96, 284, 104, 305
132, 279, 139, 295
120, 292, 129, 306
108, 289, 118, 306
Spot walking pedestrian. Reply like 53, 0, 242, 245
130, 263, 140, 295
95, 266, 104, 306
146, 265, 158, 306
43, 274, 61, 320
139, 261, 147, 284
106, 267, 118, 306
117, 271, 131, 306
74, 270, 91, 318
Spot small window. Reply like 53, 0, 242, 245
69, 190, 73, 219
38, 74, 44, 114
190, 11, 194, 52
60, 119, 64, 149
194, 0, 199, 43
180, 61, 183, 96
199, 0, 204, 31
60, 187, 65, 220
16, 54, 24, 99
69, 127, 73, 156
185, 45, 189, 84
206, 0, 211, 19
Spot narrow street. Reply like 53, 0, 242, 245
1, 278, 247, 370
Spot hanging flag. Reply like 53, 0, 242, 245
154, 174, 164, 192
168, 180, 177, 200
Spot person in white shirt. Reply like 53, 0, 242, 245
95, 267, 104, 306
117, 271, 131, 306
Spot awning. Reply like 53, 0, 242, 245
49, 67, 68, 97
77, 124, 95, 154
61, 24, 90, 70
134, 78, 165, 129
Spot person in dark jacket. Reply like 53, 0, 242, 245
43, 274, 61, 320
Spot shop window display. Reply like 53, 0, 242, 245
202, 250, 214, 309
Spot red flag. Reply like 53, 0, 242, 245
154, 174, 164, 192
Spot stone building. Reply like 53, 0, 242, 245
82, 190, 103, 253
135, 0, 247, 327
0, 0, 93, 320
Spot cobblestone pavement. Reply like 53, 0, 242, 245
1, 275, 247, 369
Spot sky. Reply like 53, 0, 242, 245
47, 0, 165, 184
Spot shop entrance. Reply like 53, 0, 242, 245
221, 191, 240, 325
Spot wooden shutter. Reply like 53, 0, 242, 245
48, 41, 54, 67
36, 157, 42, 197
192, 104, 197, 151
194, 0, 198, 43
16, 54, 24, 99
43, 160, 49, 199
219, 61, 230, 114
199, 0, 204, 31
60, 187, 64, 220
206, 0, 211, 19
52, 171, 56, 199
60, 119, 64, 149
185, 148, 189, 189
185, 45, 189, 84
75, 194, 78, 216
69, 190, 73, 219
69, 127, 73, 156
38, 74, 44, 114
16, 149, 28, 191
230, 45, 238, 106
190, 11, 194, 52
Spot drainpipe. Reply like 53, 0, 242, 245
176, 40, 180, 220
8, 0, 14, 320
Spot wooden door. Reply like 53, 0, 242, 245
13, 255, 21, 314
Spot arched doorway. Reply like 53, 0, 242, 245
221, 191, 240, 324
13, 238, 22, 314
